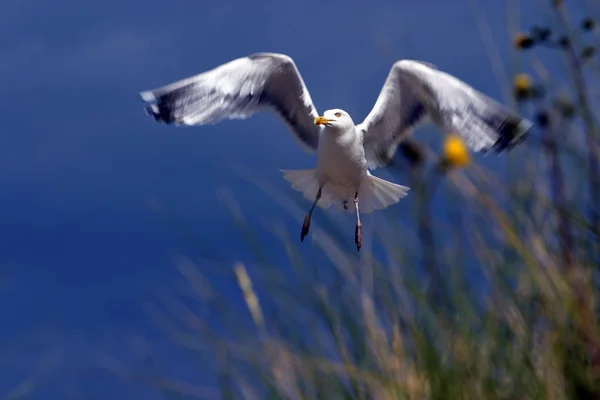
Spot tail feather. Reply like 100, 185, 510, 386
358, 172, 410, 214
281, 169, 410, 214
280, 169, 333, 209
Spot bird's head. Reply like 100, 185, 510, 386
314, 109, 355, 132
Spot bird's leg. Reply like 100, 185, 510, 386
354, 192, 362, 251
301, 187, 322, 242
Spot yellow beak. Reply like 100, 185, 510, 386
314, 116, 330, 125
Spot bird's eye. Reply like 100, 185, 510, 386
334, 112, 342, 118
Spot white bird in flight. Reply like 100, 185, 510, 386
139, 52, 532, 251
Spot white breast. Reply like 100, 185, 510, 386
316, 126, 368, 192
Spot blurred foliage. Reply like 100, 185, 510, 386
123, 2, 600, 400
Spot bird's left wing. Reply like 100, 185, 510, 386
358, 60, 533, 169
140, 53, 321, 153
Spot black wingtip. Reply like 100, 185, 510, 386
143, 102, 174, 124
491, 117, 534, 153
144, 104, 160, 121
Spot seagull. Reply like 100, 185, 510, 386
139, 52, 533, 251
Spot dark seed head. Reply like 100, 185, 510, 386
558, 36, 570, 48
581, 45, 595, 60
582, 18, 596, 31
535, 111, 550, 128
552, 96, 576, 119
515, 34, 535, 49
398, 139, 425, 167
531, 26, 551, 41
531, 85, 546, 100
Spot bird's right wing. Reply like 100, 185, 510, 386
140, 53, 321, 153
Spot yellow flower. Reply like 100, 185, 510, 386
442, 135, 470, 168
513, 73, 532, 91
513, 73, 533, 99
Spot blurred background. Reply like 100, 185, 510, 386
1, 0, 599, 398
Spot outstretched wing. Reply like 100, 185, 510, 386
140, 53, 321, 153
358, 60, 533, 169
